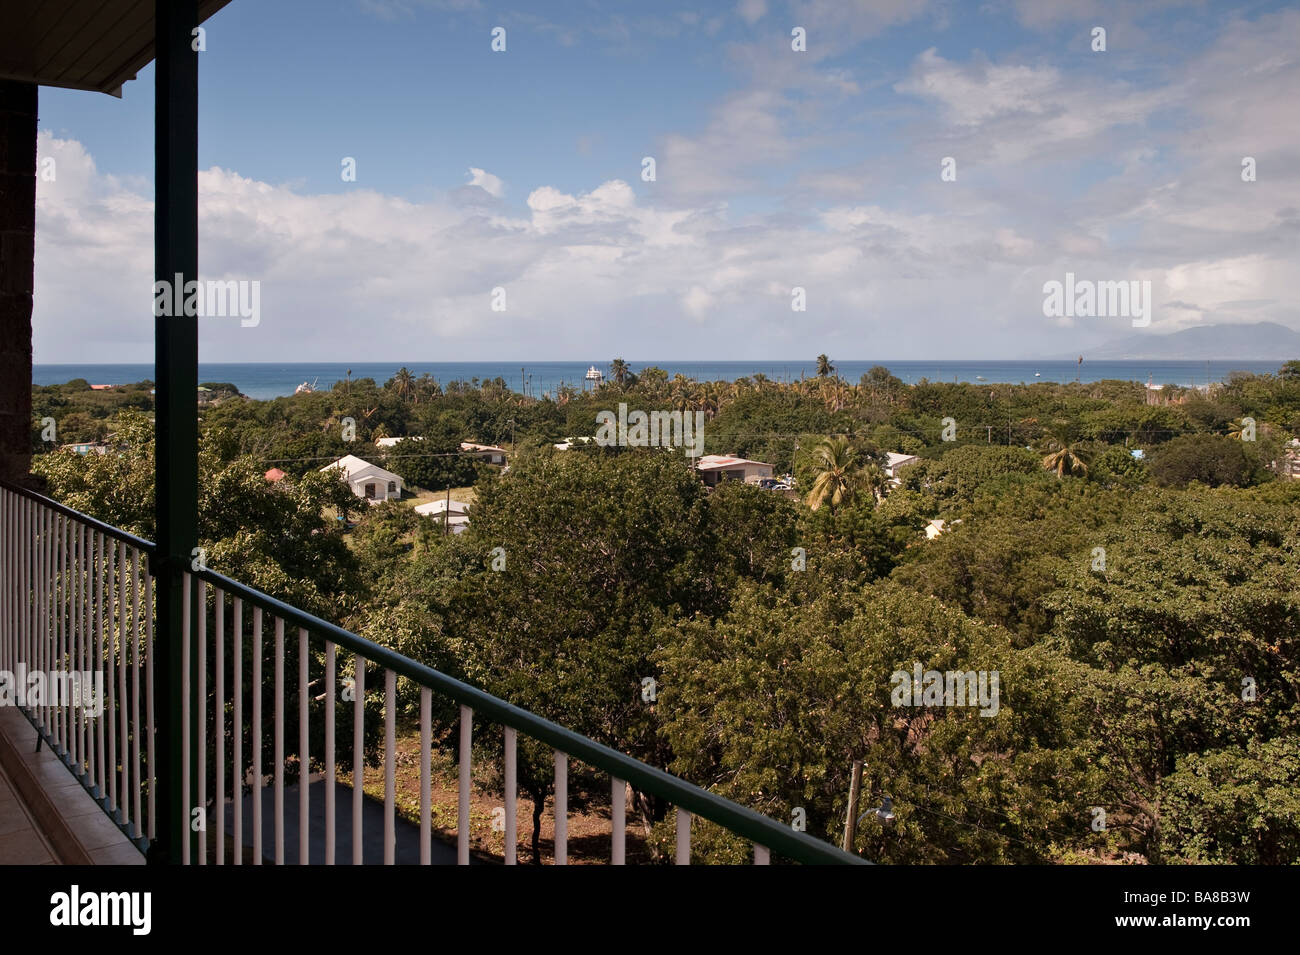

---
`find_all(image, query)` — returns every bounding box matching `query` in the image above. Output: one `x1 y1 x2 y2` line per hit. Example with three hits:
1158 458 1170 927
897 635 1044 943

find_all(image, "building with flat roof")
695 454 773 487
414 497 471 534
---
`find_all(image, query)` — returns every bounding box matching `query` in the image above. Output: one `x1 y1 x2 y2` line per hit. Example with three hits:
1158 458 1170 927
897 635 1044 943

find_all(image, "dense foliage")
29 359 1300 864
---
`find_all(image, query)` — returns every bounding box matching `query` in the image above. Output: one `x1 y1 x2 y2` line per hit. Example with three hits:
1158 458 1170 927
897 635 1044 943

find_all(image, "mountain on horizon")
1065 322 1300 362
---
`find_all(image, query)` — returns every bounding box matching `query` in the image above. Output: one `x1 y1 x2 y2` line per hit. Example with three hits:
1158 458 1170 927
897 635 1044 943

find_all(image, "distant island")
1075 321 1300 361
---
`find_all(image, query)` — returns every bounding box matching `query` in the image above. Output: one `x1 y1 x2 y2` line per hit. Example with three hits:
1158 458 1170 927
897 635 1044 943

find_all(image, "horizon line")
32 358 1285 366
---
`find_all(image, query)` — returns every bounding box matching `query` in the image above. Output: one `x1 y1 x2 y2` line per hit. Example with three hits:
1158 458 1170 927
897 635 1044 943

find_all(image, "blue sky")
32 0 1300 362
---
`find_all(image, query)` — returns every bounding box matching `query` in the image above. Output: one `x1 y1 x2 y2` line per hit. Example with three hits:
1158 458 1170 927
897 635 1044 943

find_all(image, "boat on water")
295 377 318 395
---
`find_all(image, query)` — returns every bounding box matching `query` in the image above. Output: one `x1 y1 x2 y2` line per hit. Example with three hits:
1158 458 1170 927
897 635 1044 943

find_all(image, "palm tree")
415 373 440 403
707 379 728 415
815 375 846 412
670 375 692 412
610 358 630 386
1040 424 1092 478
1227 418 1255 440
392 367 415 403
860 461 888 504
804 436 861 512
816 354 835 377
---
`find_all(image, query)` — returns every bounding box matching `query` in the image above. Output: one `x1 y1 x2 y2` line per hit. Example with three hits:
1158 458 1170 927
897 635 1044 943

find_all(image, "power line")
261 450 493 465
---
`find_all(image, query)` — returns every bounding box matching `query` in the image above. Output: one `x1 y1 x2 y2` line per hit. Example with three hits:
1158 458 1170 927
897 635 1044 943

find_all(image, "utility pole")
842 760 863 853
444 484 450 537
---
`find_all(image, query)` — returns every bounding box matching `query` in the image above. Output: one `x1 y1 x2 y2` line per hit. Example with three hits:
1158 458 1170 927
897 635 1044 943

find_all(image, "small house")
60 441 108 456
414 497 471 534
319 454 404 504
695 454 773 487
460 442 507 465
885 452 921 483
925 518 961 540
554 436 595 451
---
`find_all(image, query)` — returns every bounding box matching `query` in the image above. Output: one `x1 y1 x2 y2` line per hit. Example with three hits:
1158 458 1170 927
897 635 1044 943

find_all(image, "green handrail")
193 565 868 865
2 479 155 554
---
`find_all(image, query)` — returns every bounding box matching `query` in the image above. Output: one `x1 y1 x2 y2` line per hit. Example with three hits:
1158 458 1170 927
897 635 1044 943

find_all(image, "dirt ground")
356 721 655 864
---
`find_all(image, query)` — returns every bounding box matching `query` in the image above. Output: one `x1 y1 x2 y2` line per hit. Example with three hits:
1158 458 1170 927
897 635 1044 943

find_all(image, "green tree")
860 365 906 405
1147 433 1259 487
892 481 1126 643
860 460 888 504
1044 487 1300 860
430 450 719 859
804 436 861 512
1039 423 1092 478
1159 738 1300 864
1091 445 1148 487
705 479 799 587
898 444 1045 511
654 581 1085 863
33 409 364 617
390 367 416 403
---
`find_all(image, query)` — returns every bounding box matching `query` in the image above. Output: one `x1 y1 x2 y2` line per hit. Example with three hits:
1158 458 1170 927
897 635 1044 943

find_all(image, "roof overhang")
0 0 232 97
696 457 772 471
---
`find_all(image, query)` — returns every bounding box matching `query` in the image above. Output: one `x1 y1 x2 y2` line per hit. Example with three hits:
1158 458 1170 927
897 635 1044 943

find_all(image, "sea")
31 360 1287 402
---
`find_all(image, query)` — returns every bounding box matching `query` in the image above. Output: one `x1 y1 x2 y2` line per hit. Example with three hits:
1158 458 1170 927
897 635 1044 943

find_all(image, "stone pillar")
0 80 36 487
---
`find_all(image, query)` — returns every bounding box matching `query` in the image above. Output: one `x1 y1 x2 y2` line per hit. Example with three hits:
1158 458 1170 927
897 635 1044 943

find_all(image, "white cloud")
683 286 715 319
896 48 1060 125
736 0 767 25
658 90 802 202
359 0 482 21
466 167 505 197
29 9 1300 364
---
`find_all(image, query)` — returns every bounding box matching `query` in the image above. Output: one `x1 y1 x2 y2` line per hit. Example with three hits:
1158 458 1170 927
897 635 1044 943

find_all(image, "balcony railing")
1 481 156 852
0 481 865 865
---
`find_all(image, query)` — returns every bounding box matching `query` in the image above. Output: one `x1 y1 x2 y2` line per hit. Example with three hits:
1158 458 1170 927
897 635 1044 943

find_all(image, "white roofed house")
60 441 109 456
320 454 404 504
925 518 962 540
414 497 471 534
460 442 507 465
554 436 595 451
375 435 422 448
695 454 773 487
885 452 920 484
